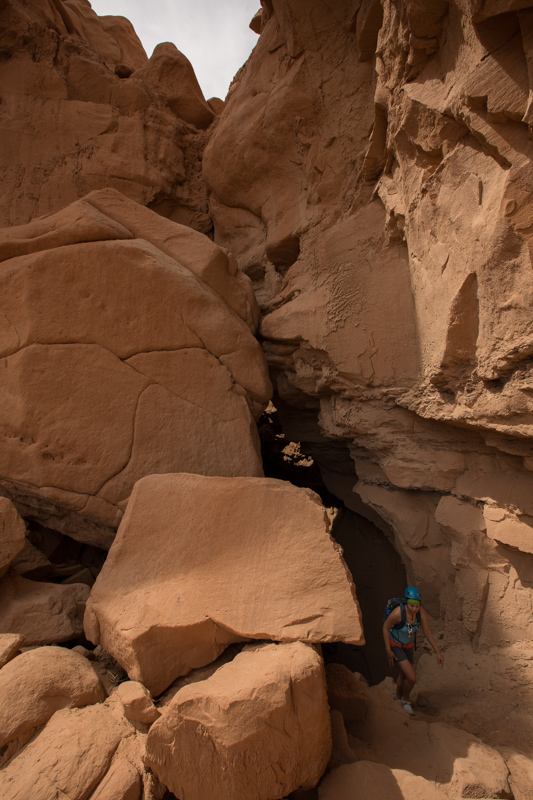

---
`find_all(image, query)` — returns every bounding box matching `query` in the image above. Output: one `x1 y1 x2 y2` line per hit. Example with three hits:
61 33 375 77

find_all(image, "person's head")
404 586 421 608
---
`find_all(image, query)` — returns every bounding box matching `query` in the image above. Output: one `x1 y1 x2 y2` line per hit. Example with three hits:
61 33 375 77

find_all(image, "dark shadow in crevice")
258 401 407 685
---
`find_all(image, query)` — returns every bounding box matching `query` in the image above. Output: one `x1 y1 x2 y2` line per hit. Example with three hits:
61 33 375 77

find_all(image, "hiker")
383 586 444 716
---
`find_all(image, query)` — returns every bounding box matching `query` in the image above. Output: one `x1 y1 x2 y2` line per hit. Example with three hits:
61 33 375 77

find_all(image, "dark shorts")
390 643 414 664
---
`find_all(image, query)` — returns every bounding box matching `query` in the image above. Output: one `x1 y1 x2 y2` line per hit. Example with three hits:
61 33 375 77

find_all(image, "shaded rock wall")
203 0 533 651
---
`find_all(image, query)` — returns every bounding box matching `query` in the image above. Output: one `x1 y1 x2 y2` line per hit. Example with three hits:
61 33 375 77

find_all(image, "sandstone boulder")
0 190 270 545
0 703 138 800
84 473 363 695
0 645 104 747
145 642 331 800
88 757 142 800
326 664 369 723
0 571 89 645
328 709 358 772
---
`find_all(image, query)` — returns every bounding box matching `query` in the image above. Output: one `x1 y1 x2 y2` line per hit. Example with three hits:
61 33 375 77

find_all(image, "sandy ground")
407 642 533 758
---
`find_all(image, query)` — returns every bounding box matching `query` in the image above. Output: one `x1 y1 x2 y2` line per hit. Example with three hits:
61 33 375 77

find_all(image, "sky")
89 0 261 100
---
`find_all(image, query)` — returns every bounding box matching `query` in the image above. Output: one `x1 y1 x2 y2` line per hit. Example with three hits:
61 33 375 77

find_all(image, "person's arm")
383 607 401 668
420 607 444 665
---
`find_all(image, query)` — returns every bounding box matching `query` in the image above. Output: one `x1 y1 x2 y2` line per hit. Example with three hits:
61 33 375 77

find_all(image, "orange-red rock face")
0 0 215 231
145 642 332 800
203 0 533 651
84 472 363 695
0 190 271 545
1 2 533 796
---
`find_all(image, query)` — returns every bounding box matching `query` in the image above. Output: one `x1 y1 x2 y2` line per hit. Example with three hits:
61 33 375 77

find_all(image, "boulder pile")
0 472 364 799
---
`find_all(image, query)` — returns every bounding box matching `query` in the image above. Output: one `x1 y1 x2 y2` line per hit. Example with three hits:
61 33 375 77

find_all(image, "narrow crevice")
258 400 407 685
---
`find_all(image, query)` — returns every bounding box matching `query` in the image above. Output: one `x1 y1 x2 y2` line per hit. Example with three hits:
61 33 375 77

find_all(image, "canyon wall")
203 0 533 655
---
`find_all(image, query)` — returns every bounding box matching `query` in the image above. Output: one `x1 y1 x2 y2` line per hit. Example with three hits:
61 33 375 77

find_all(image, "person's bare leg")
397 660 416 715
396 670 404 699
398 659 416 699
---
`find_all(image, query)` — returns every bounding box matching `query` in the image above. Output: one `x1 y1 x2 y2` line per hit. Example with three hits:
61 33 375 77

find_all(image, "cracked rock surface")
84 472 364 695
0 190 271 545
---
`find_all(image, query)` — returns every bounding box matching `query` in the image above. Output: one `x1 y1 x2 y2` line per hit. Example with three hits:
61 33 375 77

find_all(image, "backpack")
383 598 421 648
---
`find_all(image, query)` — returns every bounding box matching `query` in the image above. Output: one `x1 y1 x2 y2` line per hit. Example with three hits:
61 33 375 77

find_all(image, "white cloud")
88 0 261 99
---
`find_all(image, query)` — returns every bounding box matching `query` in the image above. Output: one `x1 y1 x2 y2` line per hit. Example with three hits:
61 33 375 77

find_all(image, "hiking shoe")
402 700 415 716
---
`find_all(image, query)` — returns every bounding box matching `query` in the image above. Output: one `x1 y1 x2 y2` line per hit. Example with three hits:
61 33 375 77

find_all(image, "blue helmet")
404 586 421 602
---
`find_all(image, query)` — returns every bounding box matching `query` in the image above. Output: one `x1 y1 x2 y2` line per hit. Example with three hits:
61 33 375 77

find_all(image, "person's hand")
436 651 444 666
387 649 396 669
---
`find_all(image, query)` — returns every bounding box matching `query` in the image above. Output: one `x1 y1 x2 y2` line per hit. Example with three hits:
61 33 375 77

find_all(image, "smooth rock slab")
84 473 363 695
145 642 332 800
0 645 104 747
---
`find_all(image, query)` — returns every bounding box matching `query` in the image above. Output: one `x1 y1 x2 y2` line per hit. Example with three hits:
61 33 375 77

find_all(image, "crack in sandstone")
93 384 151 498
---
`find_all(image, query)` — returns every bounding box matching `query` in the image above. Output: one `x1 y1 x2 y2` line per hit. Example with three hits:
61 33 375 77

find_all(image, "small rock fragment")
116 681 160 725
0 633 24 669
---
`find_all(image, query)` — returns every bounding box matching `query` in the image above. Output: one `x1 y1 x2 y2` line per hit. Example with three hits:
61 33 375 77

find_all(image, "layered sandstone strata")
203 0 533 653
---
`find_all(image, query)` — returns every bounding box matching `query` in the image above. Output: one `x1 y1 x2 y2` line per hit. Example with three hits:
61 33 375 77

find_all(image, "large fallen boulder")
0 189 270 546
0 498 26 578
0 645 104 747
145 642 331 800
84 473 363 695
0 571 89 645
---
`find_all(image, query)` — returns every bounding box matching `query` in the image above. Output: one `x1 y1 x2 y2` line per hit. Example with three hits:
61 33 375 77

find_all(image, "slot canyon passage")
2 0 533 798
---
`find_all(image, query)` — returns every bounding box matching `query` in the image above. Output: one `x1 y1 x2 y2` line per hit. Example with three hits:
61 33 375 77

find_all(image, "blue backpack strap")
393 601 406 629
389 601 407 644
